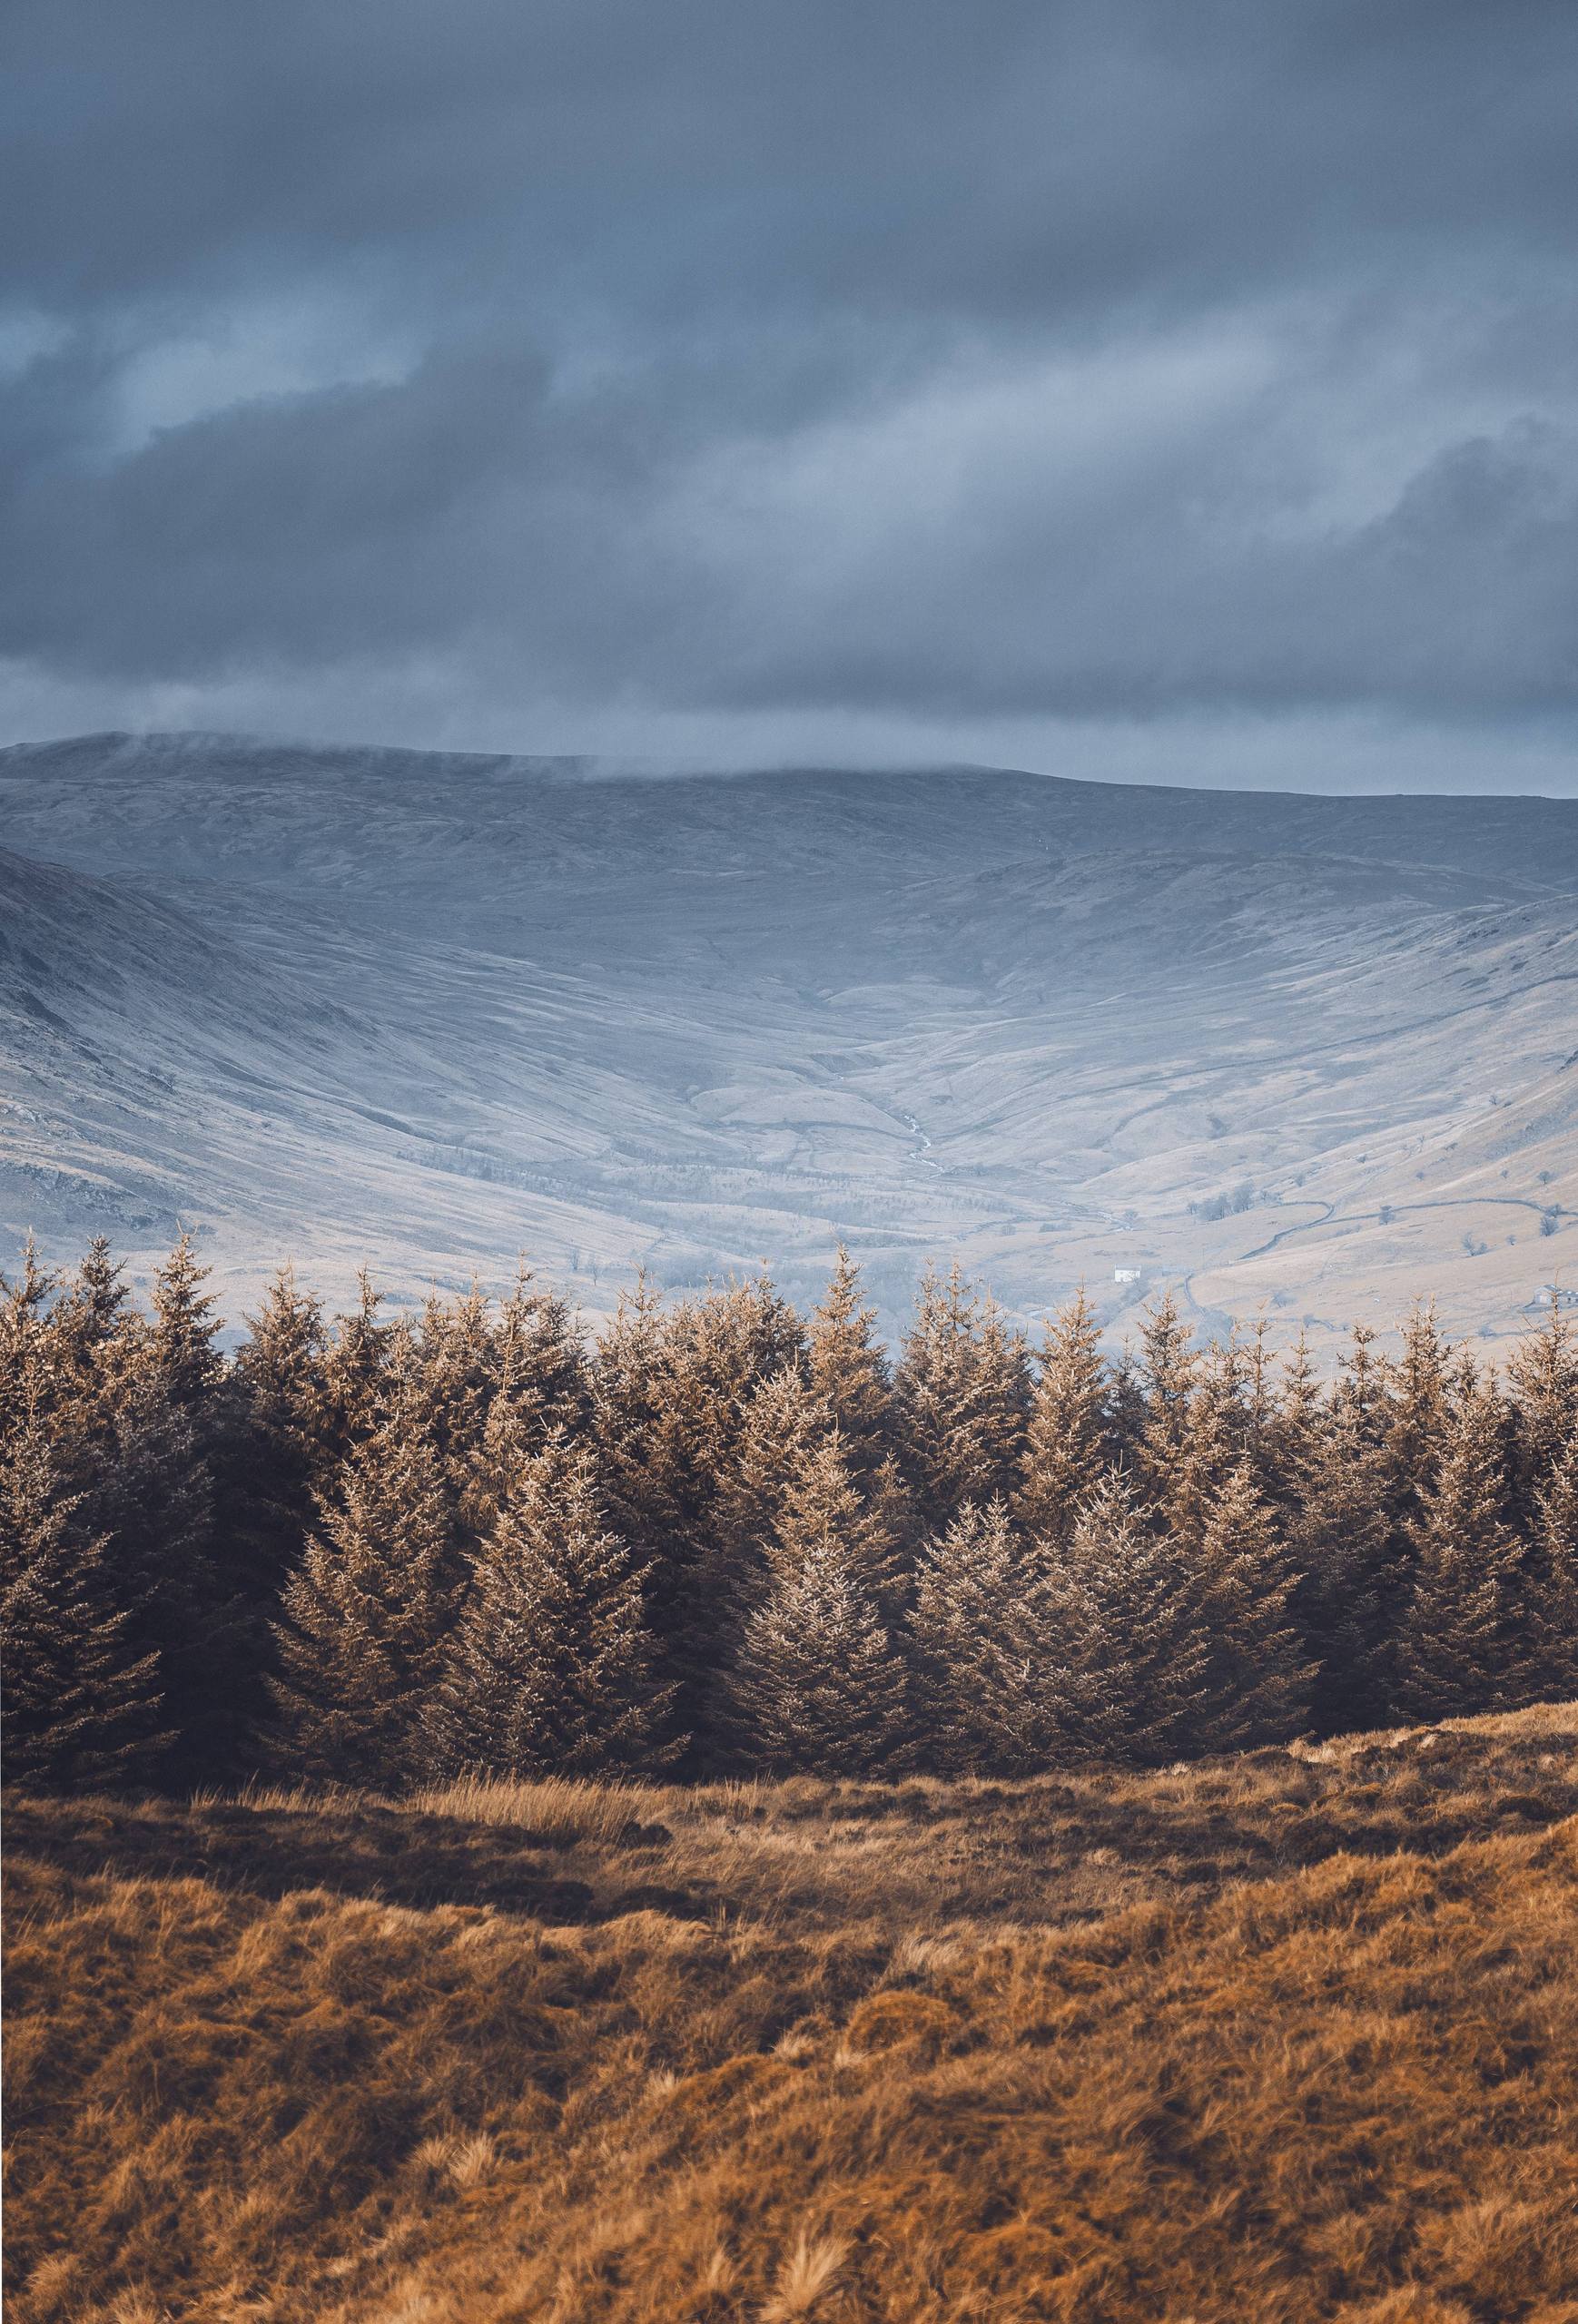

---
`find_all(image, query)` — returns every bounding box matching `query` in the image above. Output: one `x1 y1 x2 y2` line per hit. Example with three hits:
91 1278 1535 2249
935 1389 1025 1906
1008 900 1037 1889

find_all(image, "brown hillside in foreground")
6 1705 1578 2323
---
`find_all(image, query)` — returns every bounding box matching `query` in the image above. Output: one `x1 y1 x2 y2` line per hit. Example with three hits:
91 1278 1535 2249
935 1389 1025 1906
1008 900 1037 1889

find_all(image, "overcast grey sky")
4 0 1576 790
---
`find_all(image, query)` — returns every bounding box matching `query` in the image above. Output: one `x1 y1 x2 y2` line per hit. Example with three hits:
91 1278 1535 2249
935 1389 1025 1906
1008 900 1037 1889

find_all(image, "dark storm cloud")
2 0 1575 768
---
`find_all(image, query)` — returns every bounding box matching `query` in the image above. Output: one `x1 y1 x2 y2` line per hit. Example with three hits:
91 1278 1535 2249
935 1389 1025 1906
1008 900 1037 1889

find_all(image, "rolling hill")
1 730 1574 1350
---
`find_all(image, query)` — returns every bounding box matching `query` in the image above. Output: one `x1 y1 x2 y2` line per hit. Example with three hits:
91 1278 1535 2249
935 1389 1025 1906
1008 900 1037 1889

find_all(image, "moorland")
7 1702 1578 2323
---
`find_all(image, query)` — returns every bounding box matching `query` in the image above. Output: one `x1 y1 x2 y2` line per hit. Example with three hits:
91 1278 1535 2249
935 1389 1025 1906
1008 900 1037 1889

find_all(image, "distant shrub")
1192 1183 1256 1222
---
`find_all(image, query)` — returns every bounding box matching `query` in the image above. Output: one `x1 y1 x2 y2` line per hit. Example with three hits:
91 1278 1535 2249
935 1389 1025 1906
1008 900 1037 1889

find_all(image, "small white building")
1113 1266 1142 1285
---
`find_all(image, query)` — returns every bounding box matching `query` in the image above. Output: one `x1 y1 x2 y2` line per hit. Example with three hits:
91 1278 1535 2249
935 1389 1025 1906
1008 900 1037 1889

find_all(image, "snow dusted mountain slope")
1 731 1574 1349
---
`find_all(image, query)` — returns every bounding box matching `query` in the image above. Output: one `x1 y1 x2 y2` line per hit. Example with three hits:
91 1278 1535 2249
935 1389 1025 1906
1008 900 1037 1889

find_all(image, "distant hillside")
6 1703 1577 2322
2 731 1574 1347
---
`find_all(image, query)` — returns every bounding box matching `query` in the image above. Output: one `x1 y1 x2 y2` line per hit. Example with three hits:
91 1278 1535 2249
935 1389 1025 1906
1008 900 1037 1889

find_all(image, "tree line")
2 1236 1573 1792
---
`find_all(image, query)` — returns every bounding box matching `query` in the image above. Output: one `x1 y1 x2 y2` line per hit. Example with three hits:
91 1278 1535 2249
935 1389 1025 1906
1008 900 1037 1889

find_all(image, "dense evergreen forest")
2 1236 1574 1792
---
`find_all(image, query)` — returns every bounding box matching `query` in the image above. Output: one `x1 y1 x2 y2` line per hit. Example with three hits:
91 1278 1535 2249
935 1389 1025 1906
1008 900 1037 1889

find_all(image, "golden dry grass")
6 1703 1578 2323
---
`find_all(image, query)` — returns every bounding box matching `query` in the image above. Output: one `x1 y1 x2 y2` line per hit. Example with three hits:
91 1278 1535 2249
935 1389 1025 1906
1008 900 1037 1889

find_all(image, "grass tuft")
407 1770 649 1845
760 2232 850 2321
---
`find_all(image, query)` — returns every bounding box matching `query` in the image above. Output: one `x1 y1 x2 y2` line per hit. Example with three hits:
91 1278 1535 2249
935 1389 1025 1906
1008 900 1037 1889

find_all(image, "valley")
2 730 1574 1352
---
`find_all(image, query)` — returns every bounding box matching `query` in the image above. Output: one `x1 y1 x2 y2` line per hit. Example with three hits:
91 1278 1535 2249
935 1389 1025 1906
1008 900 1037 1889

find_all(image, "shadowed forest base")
5 1701 1578 2323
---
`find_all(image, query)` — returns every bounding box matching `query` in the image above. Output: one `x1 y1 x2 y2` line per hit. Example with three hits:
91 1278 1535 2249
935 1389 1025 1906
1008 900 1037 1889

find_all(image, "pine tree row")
3 1237 1574 1791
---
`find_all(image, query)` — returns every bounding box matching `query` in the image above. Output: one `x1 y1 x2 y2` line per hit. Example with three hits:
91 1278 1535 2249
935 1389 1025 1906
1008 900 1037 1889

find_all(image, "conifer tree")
459 1358 530 1542
88 1361 230 1781
407 1273 588 1555
1527 1437 1578 1699
1286 1399 1396 1732
409 1285 501 1520
910 1497 1058 1771
595 1272 805 1747
591 1273 695 1698
1242 1316 1281 1487
113 1236 257 1778
459 1295 591 1542
492 1262 590 1446
1504 1294 1578 1531
666 1274 807 1512
1333 1319 1386 1443
5 1246 87 1491
1265 1328 1323 1523
1104 1344 1150 1477
1 1390 166 1788
712 1365 914 1646
1169 1331 1252 1555
230 1267 330 1539
0 1240 56 1418
726 1432 907 1773
1035 1472 1211 1767
974 1293 1031 1472
804 1248 920 1600
710 1367 832 1602
47 1236 131 1384
143 1232 226 1413
320 1272 402 1461
232 1265 327 1423
1394 1376 1526 1723
894 1262 1031 1529
806 1246 899 1470
1190 1457 1313 1750
859 1450 919 1614
218 1267 334 1759
424 1428 675 1777
1132 1292 1198 1514
21 1239 234 1785
1382 1303 1453 1535
271 1398 458 1787
591 1270 687 1549
1015 1288 1110 1547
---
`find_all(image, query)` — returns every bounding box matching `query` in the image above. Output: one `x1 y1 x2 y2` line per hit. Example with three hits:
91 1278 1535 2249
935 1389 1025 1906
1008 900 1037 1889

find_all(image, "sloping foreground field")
6 1708 1578 2324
